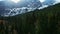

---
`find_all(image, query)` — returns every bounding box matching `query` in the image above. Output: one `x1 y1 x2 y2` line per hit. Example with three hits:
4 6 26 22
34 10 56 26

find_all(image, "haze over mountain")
0 0 60 17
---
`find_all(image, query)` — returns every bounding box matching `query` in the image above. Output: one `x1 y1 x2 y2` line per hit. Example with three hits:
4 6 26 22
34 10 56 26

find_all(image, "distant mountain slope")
0 1 42 17
0 3 60 19
0 3 60 34
11 3 60 17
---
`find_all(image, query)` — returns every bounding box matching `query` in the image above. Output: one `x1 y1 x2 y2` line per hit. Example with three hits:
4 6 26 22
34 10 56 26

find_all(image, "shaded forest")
0 3 60 34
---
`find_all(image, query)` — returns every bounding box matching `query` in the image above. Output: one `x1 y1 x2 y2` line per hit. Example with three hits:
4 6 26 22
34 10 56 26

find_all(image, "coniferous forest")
0 3 60 34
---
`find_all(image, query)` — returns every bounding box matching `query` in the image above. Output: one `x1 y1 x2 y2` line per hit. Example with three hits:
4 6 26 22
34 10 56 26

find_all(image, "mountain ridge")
0 3 60 20
10 3 60 17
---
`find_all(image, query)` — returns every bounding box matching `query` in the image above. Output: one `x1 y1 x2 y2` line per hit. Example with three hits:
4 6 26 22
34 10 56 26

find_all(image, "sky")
0 0 60 5
0 0 60 2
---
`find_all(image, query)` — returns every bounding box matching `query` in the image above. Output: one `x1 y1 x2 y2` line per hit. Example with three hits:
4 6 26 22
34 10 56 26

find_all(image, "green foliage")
0 3 60 34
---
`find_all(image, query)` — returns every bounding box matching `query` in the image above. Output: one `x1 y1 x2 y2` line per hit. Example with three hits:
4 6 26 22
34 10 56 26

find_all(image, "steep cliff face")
0 3 60 34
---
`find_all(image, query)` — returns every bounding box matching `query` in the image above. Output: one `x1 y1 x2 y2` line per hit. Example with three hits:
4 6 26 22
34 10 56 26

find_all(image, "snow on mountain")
0 0 42 17
0 0 60 17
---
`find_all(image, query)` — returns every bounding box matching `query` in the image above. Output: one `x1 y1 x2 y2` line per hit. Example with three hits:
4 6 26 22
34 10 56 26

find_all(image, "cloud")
55 0 60 4
39 0 45 3
55 0 60 2
43 0 55 5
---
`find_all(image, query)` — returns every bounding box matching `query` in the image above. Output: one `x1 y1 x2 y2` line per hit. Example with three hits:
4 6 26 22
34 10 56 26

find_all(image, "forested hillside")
0 3 60 34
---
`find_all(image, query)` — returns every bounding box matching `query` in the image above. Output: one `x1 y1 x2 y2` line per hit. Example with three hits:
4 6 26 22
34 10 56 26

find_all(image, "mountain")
1 3 60 19
0 3 60 34
7 3 60 17
0 1 42 17
0 0 59 17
